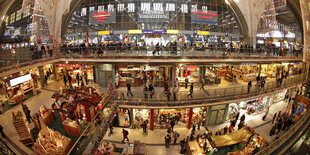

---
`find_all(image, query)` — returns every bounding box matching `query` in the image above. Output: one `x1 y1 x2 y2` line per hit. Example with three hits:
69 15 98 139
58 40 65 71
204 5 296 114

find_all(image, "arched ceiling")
0 0 304 40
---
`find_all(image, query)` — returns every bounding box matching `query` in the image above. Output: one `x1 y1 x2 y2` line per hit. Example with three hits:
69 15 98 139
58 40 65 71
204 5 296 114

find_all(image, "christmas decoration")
107 80 117 97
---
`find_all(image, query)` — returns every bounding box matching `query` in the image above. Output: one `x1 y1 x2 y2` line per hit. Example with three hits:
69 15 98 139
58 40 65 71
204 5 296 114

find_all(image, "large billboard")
89 10 116 25
191 10 218 25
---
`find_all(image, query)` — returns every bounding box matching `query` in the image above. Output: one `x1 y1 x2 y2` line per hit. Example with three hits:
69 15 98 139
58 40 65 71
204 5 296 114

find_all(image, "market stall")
32 127 72 155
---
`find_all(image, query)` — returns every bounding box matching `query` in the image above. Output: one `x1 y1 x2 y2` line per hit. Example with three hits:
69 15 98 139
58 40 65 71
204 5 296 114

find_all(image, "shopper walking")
143 86 148 100
173 131 180 144
148 84 155 99
200 78 205 90
141 121 147 133
263 106 269 121
109 123 113 134
187 83 194 98
166 89 171 101
272 112 277 124
76 73 80 86
170 119 175 132
63 74 67 87
185 77 189 89
122 129 129 142
165 134 171 148
240 114 245 122
126 83 133 96
247 81 252 93
68 74 72 88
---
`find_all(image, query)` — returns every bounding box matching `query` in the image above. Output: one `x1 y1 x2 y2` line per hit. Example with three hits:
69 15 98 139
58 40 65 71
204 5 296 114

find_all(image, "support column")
187 108 193 129
130 108 134 129
258 64 262 76
95 64 100 85
38 66 44 87
205 107 212 126
112 64 116 85
150 109 154 130
171 65 176 87
222 104 229 123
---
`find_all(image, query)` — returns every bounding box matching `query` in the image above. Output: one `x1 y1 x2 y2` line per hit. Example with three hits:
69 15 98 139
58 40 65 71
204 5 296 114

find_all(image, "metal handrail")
255 109 310 155
115 74 307 107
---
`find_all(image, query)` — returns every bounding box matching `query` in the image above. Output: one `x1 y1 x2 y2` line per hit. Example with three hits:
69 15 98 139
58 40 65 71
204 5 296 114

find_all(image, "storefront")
206 104 228 126
115 65 172 87
55 64 95 85
176 65 200 86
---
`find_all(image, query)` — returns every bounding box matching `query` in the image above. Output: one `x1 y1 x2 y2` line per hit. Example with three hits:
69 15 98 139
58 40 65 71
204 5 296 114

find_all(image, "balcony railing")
0 46 303 74
115 74 307 107
255 107 310 155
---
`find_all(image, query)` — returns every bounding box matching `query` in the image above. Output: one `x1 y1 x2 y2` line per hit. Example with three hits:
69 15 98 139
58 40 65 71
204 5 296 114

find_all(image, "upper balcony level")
114 74 307 109
0 46 303 76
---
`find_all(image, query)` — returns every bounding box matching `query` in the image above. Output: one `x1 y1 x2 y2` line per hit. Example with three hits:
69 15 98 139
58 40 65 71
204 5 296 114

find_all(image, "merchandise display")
12 111 34 145
52 86 103 122
32 127 72 155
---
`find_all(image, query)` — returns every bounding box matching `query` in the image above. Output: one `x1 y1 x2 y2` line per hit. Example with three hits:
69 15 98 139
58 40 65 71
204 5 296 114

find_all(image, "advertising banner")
89 10 116 25
191 10 218 25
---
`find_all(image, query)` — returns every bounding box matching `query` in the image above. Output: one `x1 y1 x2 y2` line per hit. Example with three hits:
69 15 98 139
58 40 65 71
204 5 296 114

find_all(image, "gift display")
12 111 34 145
32 127 72 155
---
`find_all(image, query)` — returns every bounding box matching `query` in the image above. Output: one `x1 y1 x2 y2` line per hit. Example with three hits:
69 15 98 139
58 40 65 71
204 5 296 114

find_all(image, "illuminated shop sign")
191 10 218 25
128 30 142 34
89 10 116 25
98 31 111 35
196 31 210 35
10 74 32 87
166 30 179 34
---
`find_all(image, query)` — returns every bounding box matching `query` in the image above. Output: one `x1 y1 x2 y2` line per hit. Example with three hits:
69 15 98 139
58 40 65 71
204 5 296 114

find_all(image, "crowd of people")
57 41 303 57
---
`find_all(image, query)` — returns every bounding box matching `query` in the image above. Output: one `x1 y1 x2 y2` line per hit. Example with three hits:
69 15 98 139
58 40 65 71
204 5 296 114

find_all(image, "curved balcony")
115 74 307 108
0 46 303 74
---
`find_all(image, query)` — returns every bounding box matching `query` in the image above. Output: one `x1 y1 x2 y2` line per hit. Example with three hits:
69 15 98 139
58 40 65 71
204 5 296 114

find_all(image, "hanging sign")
191 10 218 25
89 10 116 25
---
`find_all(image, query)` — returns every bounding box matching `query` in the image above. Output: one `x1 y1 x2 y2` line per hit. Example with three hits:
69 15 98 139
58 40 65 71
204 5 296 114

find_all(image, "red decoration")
187 108 193 129
92 12 111 22
191 11 218 16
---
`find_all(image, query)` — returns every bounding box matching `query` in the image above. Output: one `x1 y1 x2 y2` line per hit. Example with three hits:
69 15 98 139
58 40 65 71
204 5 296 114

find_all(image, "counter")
62 119 80 137
42 110 55 126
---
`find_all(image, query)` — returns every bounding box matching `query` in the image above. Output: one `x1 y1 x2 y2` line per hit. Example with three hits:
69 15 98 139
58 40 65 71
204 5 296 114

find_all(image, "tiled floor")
0 79 296 155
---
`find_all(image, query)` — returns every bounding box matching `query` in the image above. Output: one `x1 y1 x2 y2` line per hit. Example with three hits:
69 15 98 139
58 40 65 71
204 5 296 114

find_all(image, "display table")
187 141 205 155
42 110 55 126
62 119 80 137
210 127 253 147
33 127 72 155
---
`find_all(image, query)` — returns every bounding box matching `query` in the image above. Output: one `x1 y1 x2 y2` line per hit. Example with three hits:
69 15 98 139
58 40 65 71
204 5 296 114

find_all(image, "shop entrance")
209 109 225 125
98 71 112 87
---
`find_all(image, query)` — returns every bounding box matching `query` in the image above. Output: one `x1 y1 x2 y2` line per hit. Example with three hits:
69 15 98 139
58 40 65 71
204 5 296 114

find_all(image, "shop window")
117 108 131 127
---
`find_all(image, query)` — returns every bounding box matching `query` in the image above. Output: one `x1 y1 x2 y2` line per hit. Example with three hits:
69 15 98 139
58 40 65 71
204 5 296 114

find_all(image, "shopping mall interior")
0 0 310 154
